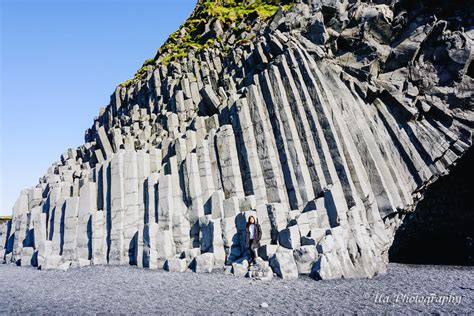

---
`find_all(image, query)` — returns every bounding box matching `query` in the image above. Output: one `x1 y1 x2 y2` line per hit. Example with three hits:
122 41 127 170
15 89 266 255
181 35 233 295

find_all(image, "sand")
0 263 472 314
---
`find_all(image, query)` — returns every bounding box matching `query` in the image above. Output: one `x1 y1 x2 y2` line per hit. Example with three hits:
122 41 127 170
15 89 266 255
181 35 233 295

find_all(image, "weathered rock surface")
1 0 472 280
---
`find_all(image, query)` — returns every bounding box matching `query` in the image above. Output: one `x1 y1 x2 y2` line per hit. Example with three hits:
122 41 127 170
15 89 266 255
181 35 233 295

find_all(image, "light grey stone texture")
232 259 249 277
269 252 298 280
293 245 318 274
166 257 187 272
193 252 214 273
3 0 473 283
97 126 114 160
62 197 80 262
278 225 301 250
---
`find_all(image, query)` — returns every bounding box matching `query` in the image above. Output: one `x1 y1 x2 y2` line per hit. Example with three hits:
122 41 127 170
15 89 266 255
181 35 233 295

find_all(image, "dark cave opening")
389 147 474 265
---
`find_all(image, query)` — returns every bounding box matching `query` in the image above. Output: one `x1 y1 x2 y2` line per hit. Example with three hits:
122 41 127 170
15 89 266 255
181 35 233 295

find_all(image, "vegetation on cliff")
121 0 295 87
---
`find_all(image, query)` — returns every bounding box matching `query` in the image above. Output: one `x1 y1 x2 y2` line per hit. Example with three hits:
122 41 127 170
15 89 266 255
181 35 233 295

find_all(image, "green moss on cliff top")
120 0 295 87
199 0 294 21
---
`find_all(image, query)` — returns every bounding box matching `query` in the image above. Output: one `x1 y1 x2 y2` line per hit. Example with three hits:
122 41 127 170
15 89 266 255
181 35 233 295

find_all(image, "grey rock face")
232 259 249 277
193 253 214 273
269 252 299 280
1 0 472 281
249 257 274 281
293 245 318 274
165 257 187 273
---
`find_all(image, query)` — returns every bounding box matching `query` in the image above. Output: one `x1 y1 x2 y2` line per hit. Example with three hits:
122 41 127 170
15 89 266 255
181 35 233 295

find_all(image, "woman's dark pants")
249 239 256 263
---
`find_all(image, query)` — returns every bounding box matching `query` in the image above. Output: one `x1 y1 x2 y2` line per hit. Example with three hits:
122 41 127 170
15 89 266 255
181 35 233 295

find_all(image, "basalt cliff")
1 0 473 279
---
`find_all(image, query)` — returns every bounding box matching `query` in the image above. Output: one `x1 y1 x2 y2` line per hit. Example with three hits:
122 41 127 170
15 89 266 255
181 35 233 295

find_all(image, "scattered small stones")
0 263 472 314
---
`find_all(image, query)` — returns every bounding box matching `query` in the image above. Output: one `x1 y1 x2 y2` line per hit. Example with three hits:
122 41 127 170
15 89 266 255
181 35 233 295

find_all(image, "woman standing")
245 216 262 265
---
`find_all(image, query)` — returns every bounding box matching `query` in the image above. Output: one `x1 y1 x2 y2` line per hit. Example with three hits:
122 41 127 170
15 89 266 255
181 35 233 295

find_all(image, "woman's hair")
246 215 256 227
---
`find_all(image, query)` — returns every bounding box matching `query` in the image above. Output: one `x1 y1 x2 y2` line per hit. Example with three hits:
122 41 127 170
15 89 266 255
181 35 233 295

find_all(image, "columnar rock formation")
1 0 473 279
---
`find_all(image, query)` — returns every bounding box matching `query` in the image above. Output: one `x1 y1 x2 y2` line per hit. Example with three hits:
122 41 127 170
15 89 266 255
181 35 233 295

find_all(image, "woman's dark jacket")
245 223 262 249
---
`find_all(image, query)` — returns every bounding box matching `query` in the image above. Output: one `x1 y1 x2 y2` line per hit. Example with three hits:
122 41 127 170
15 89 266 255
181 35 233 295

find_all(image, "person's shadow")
227 213 251 264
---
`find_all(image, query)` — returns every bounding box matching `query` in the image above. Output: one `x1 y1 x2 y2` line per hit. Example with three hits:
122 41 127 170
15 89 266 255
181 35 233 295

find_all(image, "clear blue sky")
0 0 197 216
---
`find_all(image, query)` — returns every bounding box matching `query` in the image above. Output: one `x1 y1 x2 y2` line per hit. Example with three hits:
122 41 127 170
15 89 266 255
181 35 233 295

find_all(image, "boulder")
193 253 214 273
181 248 201 266
293 246 319 274
310 252 344 280
166 257 188 272
77 258 91 267
249 257 273 281
232 260 249 277
269 253 298 280
42 255 62 270
20 247 35 267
